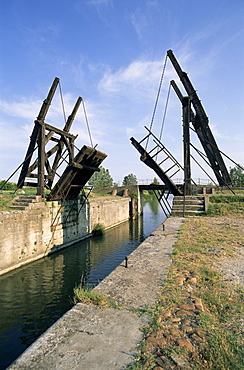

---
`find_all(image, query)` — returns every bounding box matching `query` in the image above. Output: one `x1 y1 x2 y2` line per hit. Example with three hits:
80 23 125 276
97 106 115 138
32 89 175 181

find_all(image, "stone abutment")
0 196 130 276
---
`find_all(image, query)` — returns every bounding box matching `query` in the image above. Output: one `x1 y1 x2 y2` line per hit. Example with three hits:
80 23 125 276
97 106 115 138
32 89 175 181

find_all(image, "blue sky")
0 0 243 185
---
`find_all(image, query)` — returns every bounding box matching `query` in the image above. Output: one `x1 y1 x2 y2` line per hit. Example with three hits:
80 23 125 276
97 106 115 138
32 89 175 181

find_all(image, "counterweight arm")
167 50 231 186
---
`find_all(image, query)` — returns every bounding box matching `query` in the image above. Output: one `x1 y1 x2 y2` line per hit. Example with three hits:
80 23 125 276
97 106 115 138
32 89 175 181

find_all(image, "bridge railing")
115 178 215 186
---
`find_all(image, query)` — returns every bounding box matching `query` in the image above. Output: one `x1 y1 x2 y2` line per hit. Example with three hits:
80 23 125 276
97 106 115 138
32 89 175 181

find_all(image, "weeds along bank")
0 196 130 276
127 194 244 370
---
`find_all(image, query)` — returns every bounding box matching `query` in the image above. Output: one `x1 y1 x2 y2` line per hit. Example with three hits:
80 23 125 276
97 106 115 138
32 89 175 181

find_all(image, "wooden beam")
43 122 76 140
130 137 182 196
182 97 191 195
72 162 100 172
17 122 39 188
37 121 45 197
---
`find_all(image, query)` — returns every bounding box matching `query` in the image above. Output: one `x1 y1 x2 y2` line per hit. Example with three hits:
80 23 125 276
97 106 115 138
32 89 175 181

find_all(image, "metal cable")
190 126 244 170
155 82 171 162
145 54 168 150
82 99 94 148
58 81 67 124
159 82 171 142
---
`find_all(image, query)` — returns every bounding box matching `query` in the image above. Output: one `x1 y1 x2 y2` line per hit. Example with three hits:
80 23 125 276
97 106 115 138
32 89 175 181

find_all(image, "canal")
0 197 168 369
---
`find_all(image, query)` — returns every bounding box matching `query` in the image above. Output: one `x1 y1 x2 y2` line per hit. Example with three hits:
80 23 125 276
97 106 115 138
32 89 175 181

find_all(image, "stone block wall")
90 197 130 230
0 196 130 275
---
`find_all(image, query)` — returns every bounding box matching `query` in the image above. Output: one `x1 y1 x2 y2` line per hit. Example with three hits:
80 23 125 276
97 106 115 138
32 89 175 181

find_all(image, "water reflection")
0 198 166 369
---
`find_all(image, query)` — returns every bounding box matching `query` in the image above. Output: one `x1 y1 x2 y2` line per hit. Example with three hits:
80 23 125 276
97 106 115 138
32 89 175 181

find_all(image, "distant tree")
122 173 138 186
229 165 244 187
88 166 113 189
0 181 17 191
151 177 160 185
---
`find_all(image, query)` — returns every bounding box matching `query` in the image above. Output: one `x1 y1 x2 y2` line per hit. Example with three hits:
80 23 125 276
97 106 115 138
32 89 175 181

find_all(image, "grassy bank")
0 188 50 211
205 195 244 216
0 193 16 211
0 188 112 212
128 208 244 369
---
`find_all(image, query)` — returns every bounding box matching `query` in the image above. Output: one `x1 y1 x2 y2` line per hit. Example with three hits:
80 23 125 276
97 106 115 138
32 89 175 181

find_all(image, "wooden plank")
17 122 39 188
27 173 52 179
24 182 38 187
182 97 191 195
37 122 45 197
130 137 182 196
44 122 76 140
48 145 107 200
72 162 100 171
36 77 59 121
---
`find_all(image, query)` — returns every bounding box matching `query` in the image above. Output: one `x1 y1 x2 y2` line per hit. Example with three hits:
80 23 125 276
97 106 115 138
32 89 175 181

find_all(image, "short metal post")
125 256 128 268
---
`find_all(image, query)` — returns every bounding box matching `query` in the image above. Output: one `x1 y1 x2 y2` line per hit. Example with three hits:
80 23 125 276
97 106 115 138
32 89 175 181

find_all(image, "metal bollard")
125 256 128 268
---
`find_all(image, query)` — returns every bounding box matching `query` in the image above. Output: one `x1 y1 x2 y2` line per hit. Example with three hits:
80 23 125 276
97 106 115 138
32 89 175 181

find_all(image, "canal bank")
0 196 131 276
0 198 167 369
8 216 183 370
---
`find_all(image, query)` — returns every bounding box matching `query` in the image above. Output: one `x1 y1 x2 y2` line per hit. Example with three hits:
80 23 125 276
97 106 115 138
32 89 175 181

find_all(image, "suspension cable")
58 81 67 124
190 142 235 194
81 98 94 148
145 54 168 150
190 126 244 170
159 82 171 142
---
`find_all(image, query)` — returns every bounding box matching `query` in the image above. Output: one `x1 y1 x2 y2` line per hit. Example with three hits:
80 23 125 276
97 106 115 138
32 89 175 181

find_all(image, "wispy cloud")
75 0 114 26
210 123 243 141
0 90 114 155
0 98 42 120
87 0 113 4
130 8 148 41
129 0 161 41
98 59 176 99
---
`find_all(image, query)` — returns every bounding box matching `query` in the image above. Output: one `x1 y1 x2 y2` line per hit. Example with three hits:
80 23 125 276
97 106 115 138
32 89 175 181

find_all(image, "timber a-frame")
16 77 107 200
131 50 233 203
167 50 231 187
130 50 235 214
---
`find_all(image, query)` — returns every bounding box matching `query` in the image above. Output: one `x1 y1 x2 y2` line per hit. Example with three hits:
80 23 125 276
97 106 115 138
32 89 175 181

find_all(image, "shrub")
92 223 105 236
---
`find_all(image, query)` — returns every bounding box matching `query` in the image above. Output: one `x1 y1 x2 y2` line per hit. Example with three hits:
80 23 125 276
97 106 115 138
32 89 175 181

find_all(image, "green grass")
73 284 123 309
204 194 244 215
215 189 244 195
194 315 244 370
92 223 105 236
89 192 113 198
73 285 107 306
128 215 244 369
174 218 244 369
0 193 16 211
209 195 244 203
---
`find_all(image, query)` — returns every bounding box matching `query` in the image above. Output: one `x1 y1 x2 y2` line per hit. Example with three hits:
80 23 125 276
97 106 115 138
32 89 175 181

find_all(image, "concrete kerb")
8 217 184 370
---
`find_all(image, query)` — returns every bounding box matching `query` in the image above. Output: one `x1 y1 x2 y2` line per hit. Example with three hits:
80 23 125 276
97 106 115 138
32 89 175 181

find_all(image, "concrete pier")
8 217 184 370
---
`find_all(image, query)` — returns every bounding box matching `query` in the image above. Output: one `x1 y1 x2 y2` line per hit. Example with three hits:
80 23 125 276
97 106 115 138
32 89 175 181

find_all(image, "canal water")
0 198 168 369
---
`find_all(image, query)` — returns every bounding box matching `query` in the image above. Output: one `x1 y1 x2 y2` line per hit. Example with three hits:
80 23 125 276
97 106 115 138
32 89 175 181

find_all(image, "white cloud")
0 98 42 120
98 59 176 100
130 9 148 41
129 0 161 41
87 0 112 4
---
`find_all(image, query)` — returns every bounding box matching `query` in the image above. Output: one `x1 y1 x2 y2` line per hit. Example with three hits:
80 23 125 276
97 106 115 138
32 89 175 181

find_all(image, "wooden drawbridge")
130 50 240 215
13 77 107 201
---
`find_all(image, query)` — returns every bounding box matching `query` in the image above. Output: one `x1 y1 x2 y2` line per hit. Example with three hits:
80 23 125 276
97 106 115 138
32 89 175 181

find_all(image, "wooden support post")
17 77 59 190
37 121 45 197
182 97 191 195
